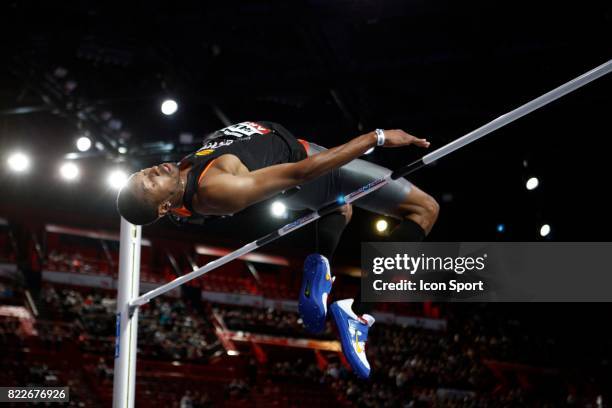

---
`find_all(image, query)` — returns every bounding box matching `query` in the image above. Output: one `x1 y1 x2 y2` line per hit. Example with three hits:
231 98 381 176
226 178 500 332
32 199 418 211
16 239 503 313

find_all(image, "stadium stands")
0 219 609 407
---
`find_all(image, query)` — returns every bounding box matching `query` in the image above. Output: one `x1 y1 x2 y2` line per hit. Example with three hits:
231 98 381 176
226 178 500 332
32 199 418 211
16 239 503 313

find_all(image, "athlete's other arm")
197 130 429 215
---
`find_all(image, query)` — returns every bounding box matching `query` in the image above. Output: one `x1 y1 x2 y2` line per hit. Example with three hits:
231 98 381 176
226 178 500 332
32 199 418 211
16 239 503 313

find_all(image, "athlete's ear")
158 201 172 217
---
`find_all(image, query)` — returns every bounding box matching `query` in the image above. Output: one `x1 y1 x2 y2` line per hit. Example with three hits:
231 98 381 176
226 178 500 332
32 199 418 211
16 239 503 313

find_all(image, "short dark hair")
116 176 159 226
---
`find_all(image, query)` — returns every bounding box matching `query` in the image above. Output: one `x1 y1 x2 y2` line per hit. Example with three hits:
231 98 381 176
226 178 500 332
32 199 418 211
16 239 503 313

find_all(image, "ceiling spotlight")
496 224 505 233
7 152 30 173
60 162 79 181
375 219 389 233
108 169 128 190
526 177 539 191
76 136 92 152
270 201 287 218
539 224 551 237
161 99 178 116
118 146 128 154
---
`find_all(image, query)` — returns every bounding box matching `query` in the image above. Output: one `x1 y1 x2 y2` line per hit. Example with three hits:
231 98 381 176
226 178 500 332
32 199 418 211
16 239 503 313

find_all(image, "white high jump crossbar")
113 59 611 408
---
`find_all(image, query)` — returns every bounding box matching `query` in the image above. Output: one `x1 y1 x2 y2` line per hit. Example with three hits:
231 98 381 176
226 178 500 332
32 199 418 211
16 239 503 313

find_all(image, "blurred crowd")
138 298 221 361
46 250 108 275
0 316 23 346
252 322 585 408
0 281 15 298
214 304 334 339
322 313 604 408
178 389 213 408
0 283 605 407
323 323 511 408
40 286 221 362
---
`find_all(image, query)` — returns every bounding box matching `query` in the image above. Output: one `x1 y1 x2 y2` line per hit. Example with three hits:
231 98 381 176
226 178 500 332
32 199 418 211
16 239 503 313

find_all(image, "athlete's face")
132 162 181 211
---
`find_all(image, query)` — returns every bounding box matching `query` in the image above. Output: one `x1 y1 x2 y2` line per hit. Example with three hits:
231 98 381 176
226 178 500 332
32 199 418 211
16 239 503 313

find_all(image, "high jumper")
118 121 436 378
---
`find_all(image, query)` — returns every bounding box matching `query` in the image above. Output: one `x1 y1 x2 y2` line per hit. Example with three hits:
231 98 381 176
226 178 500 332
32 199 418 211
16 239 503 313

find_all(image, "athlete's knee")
400 189 439 233
421 194 440 225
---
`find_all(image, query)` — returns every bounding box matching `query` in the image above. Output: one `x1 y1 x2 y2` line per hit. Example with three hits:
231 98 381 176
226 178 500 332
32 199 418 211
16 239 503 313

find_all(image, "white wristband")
375 129 385 146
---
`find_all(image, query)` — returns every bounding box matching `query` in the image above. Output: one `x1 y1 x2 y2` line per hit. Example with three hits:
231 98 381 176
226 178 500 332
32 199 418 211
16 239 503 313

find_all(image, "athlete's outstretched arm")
199 130 429 214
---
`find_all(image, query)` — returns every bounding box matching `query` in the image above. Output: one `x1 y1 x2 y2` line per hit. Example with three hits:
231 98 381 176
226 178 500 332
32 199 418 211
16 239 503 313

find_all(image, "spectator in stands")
96 357 112 380
247 357 258 386
225 379 250 400
179 390 193 408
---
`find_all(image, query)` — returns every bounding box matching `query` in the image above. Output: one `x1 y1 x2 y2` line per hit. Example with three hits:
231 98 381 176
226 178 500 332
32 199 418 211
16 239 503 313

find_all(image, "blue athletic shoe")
330 298 375 379
299 253 334 334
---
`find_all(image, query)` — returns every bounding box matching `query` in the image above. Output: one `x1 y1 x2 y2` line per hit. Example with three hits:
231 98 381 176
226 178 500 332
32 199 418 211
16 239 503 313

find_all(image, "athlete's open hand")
381 130 430 148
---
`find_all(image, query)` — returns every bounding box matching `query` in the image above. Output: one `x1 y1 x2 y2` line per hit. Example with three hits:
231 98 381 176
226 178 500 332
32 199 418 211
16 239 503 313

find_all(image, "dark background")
1 2 611 406
1 0 611 263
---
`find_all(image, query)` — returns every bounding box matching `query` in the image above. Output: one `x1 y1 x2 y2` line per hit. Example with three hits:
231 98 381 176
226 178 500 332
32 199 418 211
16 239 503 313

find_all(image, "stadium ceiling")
1 0 611 244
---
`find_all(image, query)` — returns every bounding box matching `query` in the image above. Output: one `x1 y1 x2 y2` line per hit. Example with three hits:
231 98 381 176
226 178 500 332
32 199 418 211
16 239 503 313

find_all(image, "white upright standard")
112 218 141 408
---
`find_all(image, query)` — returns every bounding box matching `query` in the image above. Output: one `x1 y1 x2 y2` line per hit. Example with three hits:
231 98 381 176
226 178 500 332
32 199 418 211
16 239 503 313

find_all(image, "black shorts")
284 142 413 219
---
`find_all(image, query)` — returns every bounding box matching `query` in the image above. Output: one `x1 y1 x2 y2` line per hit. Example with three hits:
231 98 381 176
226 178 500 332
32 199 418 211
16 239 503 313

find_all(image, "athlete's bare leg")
392 184 439 235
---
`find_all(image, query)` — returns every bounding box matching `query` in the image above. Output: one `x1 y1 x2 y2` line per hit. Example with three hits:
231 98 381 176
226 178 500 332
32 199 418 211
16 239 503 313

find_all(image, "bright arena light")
60 162 79 181
270 201 287 218
108 169 128 190
76 136 92 152
7 152 30 173
526 177 539 190
539 224 551 237
161 99 178 116
375 219 389 233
